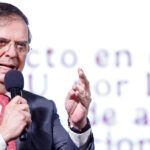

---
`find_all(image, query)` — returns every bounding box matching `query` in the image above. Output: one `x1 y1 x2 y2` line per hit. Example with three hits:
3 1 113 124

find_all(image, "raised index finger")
78 68 90 89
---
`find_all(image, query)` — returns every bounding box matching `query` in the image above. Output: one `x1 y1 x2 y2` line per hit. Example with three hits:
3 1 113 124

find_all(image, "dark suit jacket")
15 90 94 150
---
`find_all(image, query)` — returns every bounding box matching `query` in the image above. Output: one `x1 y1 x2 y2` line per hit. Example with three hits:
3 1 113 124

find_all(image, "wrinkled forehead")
0 15 29 42
0 15 25 26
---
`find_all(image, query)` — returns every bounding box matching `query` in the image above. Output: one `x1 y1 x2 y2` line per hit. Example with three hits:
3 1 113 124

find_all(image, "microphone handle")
10 88 27 141
10 88 22 98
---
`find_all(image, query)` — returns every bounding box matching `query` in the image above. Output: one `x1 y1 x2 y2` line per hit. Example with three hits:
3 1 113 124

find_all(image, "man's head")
0 2 31 43
0 2 31 93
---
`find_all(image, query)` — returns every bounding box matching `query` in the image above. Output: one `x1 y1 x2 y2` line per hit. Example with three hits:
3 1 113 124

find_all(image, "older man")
0 2 94 150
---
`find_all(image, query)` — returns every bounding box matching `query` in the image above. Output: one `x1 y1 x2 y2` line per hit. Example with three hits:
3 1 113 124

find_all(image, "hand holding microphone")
0 96 31 142
0 70 31 143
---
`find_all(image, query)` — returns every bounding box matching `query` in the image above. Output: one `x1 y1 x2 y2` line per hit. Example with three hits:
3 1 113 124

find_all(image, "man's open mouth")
0 64 16 69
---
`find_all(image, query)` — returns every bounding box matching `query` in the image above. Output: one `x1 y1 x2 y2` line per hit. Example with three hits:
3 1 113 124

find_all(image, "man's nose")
5 42 17 58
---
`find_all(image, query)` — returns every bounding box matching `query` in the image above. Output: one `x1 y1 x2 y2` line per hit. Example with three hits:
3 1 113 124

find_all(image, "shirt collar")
5 92 11 98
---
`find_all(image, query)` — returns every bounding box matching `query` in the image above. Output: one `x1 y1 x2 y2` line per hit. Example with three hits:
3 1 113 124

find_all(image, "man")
0 2 94 150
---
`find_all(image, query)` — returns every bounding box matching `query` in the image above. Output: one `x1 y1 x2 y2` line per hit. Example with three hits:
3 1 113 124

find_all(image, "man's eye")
16 43 26 47
0 41 6 46
16 42 28 53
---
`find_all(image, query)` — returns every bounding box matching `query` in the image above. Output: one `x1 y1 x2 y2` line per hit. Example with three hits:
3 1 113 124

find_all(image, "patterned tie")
0 95 16 150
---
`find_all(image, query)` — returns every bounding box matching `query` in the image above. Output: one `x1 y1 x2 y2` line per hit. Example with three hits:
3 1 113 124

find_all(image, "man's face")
0 16 29 84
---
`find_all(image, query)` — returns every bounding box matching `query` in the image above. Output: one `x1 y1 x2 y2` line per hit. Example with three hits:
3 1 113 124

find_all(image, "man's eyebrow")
15 40 28 44
0 37 9 41
0 37 28 44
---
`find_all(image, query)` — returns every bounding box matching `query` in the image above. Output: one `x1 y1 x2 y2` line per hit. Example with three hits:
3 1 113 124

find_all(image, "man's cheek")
0 49 6 57
19 58 26 71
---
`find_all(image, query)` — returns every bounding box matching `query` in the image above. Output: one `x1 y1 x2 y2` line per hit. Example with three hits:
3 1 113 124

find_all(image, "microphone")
4 70 27 141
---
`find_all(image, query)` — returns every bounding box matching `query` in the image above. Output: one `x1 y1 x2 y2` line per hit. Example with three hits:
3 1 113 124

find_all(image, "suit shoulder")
22 90 55 106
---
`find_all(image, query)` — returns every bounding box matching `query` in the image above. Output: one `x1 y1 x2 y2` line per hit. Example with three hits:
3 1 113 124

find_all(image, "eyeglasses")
0 38 29 54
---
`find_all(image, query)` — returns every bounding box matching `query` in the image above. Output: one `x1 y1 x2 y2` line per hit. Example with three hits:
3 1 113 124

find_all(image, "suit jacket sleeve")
51 101 95 150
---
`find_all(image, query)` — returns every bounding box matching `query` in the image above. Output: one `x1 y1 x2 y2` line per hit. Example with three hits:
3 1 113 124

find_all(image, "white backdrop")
2 0 150 149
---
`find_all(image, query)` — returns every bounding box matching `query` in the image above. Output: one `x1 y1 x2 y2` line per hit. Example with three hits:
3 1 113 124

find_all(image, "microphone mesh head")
4 70 24 91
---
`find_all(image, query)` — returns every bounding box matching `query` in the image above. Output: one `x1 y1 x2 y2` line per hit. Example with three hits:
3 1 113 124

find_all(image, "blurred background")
2 0 150 149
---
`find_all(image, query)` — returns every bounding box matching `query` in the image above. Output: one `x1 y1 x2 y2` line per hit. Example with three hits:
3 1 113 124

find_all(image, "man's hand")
0 96 31 143
65 68 91 130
